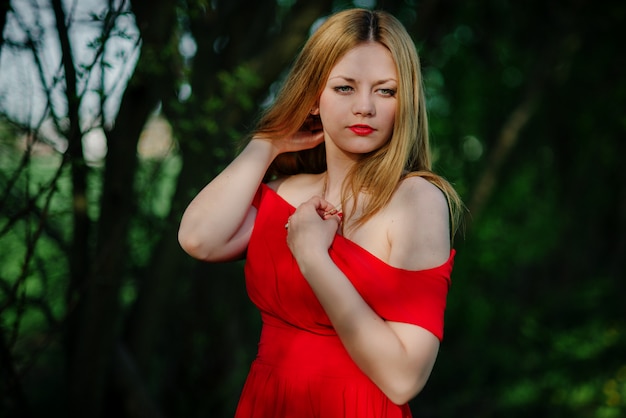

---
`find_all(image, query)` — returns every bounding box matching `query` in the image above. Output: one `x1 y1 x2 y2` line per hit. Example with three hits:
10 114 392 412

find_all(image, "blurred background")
0 0 624 417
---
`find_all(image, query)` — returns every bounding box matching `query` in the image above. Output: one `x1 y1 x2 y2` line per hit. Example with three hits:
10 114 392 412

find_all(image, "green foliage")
129 154 182 272
1 1 624 417
217 65 263 111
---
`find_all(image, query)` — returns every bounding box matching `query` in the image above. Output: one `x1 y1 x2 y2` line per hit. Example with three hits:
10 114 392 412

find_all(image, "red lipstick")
349 124 375 135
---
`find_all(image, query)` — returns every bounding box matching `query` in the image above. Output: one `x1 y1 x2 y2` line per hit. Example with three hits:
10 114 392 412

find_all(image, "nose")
352 92 375 117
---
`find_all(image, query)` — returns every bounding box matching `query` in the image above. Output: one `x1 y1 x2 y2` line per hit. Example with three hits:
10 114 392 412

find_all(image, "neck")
322 170 353 213
323 147 357 210
321 173 337 207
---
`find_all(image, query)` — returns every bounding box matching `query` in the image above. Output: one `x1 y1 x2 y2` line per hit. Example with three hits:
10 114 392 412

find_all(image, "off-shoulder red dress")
234 184 455 418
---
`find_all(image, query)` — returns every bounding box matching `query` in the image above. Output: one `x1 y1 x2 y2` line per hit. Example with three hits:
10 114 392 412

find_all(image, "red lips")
349 125 375 135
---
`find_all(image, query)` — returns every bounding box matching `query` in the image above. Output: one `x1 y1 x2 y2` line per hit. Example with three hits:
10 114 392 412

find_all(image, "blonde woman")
179 8 462 418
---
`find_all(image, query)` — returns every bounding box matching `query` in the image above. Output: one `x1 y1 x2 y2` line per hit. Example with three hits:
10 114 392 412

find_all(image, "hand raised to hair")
256 115 325 155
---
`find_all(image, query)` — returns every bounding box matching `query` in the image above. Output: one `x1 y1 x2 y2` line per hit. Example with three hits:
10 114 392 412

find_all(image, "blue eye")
334 86 353 93
379 88 396 97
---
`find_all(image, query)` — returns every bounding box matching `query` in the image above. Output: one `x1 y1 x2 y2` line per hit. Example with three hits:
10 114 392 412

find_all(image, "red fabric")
235 183 455 418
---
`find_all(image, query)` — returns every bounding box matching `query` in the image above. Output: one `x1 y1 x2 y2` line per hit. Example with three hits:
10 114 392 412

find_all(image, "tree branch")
466 88 539 221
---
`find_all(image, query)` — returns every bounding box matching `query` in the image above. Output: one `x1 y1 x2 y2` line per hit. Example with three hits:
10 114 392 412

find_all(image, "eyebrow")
329 75 397 85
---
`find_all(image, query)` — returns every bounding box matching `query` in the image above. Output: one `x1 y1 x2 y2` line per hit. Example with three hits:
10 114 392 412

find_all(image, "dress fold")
235 184 454 417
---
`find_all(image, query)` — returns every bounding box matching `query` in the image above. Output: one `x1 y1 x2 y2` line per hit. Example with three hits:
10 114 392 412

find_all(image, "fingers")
302 114 323 132
299 196 341 225
289 129 325 151
303 195 336 213
286 196 344 258
322 207 343 219
290 197 342 233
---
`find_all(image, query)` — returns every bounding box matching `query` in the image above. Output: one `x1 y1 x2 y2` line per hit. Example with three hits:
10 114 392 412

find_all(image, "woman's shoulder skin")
287 174 451 272
266 173 450 272
269 173 324 208
385 176 451 271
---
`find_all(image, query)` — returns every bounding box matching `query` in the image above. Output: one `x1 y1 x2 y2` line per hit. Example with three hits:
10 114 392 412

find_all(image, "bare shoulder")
394 175 448 208
386 176 450 271
268 173 323 207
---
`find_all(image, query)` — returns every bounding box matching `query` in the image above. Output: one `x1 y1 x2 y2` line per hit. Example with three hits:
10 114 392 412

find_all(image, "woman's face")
316 42 398 159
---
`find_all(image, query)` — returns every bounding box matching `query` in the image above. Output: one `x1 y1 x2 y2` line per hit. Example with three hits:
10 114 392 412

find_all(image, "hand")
286 196 342 265
256 115 325 155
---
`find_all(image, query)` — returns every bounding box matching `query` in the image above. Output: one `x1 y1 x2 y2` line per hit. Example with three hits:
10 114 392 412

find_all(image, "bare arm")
178 112 325 261
178 139 278 261
286 178 450 404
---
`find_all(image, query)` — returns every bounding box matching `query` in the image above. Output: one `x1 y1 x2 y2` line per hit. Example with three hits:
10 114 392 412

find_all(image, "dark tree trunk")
66 0 179 416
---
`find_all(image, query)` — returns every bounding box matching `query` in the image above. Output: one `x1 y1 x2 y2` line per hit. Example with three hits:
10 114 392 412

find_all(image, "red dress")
235 184 455 418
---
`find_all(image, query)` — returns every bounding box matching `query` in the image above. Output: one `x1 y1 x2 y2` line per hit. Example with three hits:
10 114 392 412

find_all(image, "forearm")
297 252 439 404
178 138 278 260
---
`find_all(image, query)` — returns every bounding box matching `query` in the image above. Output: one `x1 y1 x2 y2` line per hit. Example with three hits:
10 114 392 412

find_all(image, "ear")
310 105 320 115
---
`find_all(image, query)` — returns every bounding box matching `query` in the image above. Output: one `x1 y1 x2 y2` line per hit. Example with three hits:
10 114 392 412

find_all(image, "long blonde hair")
253 8 464 238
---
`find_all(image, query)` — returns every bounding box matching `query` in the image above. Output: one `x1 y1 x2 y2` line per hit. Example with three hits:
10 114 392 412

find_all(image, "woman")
178 8 463 418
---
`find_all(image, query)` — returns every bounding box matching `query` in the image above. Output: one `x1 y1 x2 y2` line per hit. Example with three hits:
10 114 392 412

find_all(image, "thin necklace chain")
322 172 352 215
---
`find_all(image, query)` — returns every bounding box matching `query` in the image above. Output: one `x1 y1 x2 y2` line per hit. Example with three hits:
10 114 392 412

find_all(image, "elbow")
178 226 244 262
386 387 422 406
384 372 431 406
178 227 210 260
